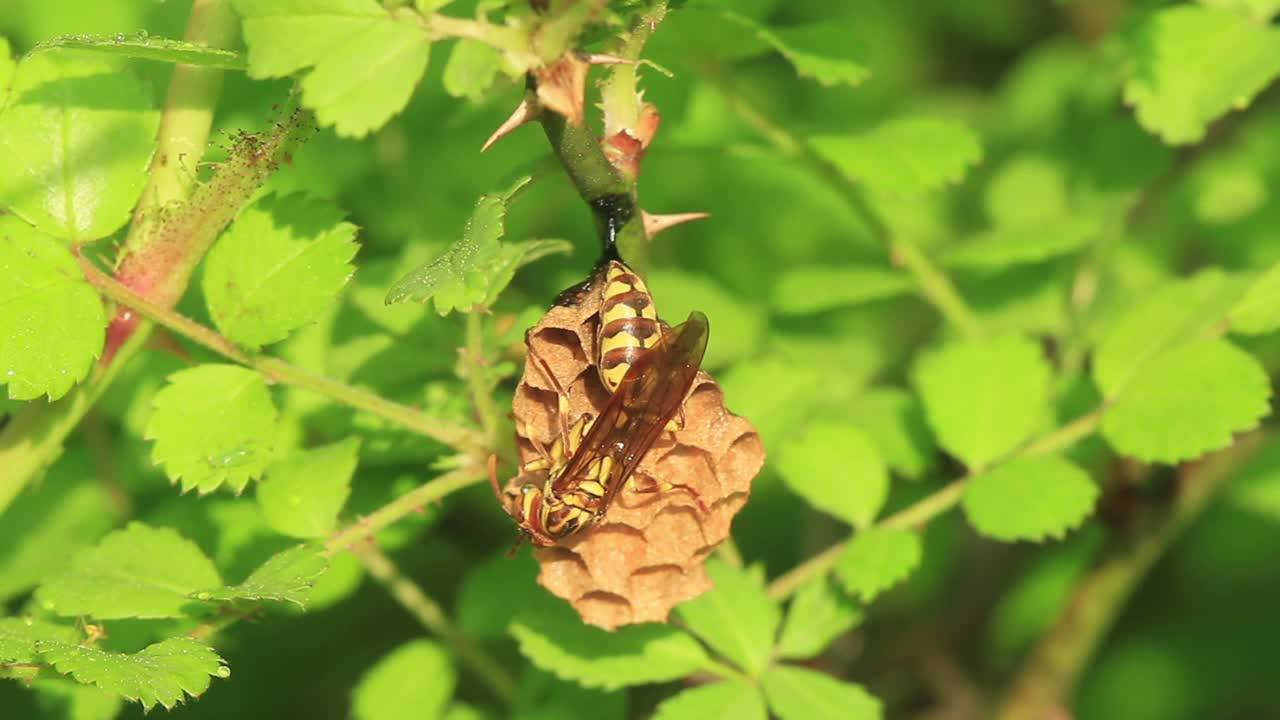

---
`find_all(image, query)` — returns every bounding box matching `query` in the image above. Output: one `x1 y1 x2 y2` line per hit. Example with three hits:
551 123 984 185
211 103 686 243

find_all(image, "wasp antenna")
506 533 527 558
642 210 710 238
481 95 540 152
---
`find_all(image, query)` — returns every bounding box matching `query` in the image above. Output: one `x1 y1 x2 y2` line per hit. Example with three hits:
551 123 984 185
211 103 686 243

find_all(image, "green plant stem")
77 258 485 453
765 409 1103 600
714 81 984 339
995 433 1263 719
354 544 517 703
325 466 485 555
466 311 500 449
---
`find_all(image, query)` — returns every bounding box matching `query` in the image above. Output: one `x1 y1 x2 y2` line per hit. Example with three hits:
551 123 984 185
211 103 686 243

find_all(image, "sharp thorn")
580 52 633 66
481 97 539 152
642 210 711 237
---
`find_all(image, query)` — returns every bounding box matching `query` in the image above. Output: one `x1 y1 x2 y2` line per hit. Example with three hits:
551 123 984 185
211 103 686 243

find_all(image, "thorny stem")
995 433 1264 719
78 258 486 454
324 466 486 555
354 544 517 703
712 80 985 339
765 409 1103 601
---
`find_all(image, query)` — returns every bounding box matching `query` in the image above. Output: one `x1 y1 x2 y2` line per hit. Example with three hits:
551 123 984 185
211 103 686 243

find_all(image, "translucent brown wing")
550 311 709 510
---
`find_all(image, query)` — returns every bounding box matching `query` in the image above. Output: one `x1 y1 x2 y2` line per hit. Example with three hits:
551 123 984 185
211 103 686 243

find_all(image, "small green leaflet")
145 364 279 494
443 39 503 99
761 665 882 720
810 116 982 195
963 455 1098 542
0 52 158 241
457 551 541 640
257 439 361 538
675 559 778 677
194 544 329 608
234 0 431 137
0 217 106 401
35 522 221 619
771 265 913 316
352 640 456 720
1101 339 1271 463
203 193 359 348
1123 5 1280 145
982 154 1067 227
943 216 1099 271
836 527 921 603
34 32 246 69
385 177 571 314
846 388 935 480
511 602 709 690
37 637 229 711
1226 441 1280 522
778 422 888 528
720 12 869 87
0 617 78 663
648 268 766 369
652 680 768 720
912 336 1052 470
1230 261 1280 335
776 576 864 661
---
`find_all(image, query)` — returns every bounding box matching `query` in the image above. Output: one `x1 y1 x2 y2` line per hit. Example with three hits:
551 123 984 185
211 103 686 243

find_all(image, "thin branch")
78 257 485 454
325 466 485 555
766 409 1102 600
465 311 500 448
354 544 517 703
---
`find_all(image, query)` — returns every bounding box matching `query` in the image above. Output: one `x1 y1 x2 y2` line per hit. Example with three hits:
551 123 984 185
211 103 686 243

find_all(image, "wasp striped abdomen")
597 261 662 392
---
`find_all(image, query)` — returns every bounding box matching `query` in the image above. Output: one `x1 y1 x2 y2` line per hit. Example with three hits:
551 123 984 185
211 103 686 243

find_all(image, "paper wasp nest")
508 281 764 629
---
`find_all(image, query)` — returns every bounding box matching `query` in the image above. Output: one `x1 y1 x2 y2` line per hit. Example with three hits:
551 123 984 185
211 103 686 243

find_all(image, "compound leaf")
653 681 768 720
963 455 1098 542
913 336 1052 470
835 527 921 603
195 544 329 608
675 559 778 677
257 439 361 538
204 193 359 348
35 523 221 619
145 364 278 494
0 617 78 663
0 52 158 241
811 116 982 195
776 576 864 661
1123 5 1280 144
1101 339 1271 463
0 217 105 401
35 33 246 69
37 637 228 711
235 0 430 136
762 665 882 720
778 422 889 527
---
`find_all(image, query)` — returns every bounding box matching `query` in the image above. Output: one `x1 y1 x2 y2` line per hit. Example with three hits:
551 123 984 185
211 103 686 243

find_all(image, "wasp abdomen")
597 261 662 392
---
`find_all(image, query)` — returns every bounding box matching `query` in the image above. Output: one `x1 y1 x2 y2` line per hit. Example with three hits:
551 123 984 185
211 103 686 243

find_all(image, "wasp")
492 310 709 546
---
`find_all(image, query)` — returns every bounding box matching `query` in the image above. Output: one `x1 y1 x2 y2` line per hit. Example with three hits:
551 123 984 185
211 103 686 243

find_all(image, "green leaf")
145 364 279 494
811 116 982 195
1230 261 1280 335
835 527 922 603
0 51 158 241
1123 5 1280 144
352 640 455 720
0 36 13 91
1201 0 1280 22
35 33 246 69
35 522 221 619
778 422 888 527
963 455 1098 542
1101 339 1271 463
675 558 778 677
1227 440 1280 522
458 551 541 640
648 268 766 369
912 336 1052 469
385 178 563 314
203 193 359 348
443 39 502 99
257 439 360 538
196 544 329 608
982 154 1068 227
511 603 709 690
37 637 228 711
653 681 768 720
0 217 105 401
761 665 882 720
1092 270 1249 398
235 0 431 136
943 216 1099 271
0 617 78 662
846 389 935 480
724 14 867 87
776 576 863 661
771 265 913 316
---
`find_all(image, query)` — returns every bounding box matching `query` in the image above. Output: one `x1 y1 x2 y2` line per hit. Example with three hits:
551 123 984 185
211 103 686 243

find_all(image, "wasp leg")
627 473 709 514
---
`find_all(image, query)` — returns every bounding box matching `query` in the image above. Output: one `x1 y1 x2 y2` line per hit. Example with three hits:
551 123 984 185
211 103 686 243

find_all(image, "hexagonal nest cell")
503 272 765 629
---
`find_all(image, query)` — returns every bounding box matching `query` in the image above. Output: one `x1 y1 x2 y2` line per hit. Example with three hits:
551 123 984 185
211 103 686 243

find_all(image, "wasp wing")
551 311 709 510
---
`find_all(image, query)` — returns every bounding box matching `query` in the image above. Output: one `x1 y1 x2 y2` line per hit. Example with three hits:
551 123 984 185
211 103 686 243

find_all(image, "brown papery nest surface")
506 276 764 629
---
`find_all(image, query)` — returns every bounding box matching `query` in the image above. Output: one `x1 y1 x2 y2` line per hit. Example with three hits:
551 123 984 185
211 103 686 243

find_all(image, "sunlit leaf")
778 422 888 527
196 544 329 608
443 39 502 99
653 681 768 720
835 527 921 603
761 665 881 720
772 265 913 316
676 559 778 676
352 640 455 720
963 455 1098 542
776 576 863 660
0 617 78 663
35 32 246 69
811 116 982 195
1230 261 1280 335
257 439 361 538
38 637 228 711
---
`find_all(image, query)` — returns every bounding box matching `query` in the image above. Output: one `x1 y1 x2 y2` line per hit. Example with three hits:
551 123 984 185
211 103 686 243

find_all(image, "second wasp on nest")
496 259 764 629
